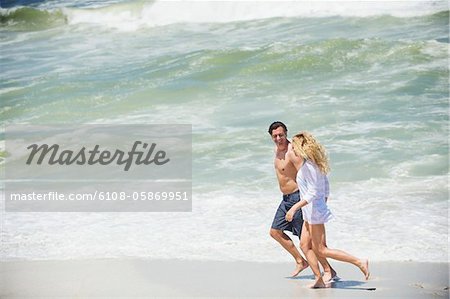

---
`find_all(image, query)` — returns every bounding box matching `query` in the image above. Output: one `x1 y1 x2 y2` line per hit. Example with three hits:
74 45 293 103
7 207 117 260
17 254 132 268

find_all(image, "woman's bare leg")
300 222 326 288
318 259 336 282
316 227 337 282
300 222 336 282
310 224 370 280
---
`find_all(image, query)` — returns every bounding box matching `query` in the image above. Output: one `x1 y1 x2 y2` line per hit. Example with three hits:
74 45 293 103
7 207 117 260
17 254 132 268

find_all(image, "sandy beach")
1 259 448 298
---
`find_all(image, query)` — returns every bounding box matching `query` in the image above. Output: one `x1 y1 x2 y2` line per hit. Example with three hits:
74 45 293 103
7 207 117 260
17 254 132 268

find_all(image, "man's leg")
270 228 308 277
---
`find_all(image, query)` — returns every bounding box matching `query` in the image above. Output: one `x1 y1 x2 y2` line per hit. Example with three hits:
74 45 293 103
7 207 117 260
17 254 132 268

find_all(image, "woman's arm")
286 163 325 222
301 163 321 204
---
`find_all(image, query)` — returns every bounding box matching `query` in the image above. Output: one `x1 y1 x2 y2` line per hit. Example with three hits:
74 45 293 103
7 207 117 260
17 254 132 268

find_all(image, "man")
268 121 336 280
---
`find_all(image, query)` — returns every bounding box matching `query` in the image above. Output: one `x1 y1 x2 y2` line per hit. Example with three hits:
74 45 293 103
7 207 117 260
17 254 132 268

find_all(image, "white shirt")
297 159 333 224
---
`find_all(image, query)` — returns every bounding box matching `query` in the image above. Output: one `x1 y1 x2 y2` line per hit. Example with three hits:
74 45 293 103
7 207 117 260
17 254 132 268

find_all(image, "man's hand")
285 208 295 222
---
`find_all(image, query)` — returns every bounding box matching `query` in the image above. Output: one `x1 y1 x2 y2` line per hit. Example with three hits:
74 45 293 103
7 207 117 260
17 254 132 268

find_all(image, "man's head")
268 121 288 149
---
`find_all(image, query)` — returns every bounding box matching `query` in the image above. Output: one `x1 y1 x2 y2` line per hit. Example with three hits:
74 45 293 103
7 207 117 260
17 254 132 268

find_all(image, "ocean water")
0 1 448 263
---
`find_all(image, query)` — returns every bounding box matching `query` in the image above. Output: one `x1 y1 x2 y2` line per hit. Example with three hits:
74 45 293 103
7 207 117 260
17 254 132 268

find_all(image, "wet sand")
1 259 448 298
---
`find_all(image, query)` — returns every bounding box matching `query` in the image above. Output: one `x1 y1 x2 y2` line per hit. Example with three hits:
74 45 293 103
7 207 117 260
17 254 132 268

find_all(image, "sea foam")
61 1 449 31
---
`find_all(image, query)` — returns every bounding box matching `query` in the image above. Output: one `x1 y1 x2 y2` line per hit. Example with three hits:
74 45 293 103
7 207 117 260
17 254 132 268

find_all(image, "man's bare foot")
291 260 309 277
322 267 337 282
359 259 370 280
310 277 327 288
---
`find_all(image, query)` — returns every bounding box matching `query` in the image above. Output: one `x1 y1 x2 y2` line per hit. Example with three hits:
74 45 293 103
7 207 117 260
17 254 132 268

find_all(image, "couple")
268 121 369 288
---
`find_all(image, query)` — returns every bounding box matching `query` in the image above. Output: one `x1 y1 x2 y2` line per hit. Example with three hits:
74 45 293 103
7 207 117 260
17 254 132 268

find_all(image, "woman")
285 131 369 288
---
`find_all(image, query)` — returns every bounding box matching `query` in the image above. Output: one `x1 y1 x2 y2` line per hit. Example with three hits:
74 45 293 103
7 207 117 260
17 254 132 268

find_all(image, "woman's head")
292 131 330 174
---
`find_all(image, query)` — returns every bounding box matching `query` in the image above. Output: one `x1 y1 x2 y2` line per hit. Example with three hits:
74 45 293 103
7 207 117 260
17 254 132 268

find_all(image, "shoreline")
1 258 448 298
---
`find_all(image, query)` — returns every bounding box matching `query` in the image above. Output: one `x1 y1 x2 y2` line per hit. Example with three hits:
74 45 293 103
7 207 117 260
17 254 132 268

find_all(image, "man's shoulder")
286 143 295 159
287 145 303 168
286 142 293 152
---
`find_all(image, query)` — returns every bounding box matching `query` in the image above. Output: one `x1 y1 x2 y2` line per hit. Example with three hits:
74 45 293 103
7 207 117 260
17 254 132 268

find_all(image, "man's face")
271 127 287 149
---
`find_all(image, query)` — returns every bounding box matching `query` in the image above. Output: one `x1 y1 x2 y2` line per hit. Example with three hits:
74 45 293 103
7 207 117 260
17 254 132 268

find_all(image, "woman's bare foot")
291 259 309 277
359 259 370 280
322 267 337 282
310 277 326 288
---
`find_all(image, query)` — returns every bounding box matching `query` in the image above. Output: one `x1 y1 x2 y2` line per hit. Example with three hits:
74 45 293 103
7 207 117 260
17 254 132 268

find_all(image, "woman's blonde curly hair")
292 131 330 175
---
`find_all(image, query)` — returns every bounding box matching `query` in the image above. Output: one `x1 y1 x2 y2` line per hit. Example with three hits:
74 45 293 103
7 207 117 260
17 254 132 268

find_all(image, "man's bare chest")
275 158 294 173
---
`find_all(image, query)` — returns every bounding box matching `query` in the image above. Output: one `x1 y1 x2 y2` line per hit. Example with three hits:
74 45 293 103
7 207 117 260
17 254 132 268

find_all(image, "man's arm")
286 143 303 169
285 199 308 222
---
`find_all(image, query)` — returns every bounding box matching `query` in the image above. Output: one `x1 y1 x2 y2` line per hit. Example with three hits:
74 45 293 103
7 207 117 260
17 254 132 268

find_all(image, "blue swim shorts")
271 190 304 236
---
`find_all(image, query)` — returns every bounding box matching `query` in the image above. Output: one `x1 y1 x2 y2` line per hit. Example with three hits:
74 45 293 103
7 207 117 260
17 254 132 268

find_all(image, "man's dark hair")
268 121 288 135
